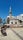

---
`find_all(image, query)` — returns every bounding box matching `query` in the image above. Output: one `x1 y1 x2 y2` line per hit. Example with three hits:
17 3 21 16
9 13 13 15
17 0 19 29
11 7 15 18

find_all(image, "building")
5 6 23 28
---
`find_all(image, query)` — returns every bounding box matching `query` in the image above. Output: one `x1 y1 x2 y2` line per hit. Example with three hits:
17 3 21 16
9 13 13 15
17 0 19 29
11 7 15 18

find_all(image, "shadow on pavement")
11 29 23 40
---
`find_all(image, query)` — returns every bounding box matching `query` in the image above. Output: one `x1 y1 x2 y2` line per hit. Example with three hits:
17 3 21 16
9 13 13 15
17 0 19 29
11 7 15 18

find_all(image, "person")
1 25 7 36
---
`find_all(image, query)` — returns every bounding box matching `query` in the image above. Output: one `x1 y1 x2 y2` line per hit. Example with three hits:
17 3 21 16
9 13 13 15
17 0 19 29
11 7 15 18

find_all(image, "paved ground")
0 28 23 40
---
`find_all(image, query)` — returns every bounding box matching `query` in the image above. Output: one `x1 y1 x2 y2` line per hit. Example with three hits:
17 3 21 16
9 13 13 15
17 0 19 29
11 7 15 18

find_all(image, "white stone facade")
5 7 23 27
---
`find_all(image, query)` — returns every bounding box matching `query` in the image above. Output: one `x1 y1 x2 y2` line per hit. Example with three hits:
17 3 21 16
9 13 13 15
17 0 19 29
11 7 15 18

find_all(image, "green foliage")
0 17 2 24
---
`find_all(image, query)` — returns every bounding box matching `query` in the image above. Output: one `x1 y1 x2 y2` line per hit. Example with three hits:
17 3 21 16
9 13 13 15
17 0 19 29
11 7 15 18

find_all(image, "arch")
7 17 10 24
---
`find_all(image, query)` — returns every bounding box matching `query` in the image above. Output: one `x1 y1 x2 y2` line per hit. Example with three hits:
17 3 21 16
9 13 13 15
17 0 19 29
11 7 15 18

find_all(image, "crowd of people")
1 25 7 36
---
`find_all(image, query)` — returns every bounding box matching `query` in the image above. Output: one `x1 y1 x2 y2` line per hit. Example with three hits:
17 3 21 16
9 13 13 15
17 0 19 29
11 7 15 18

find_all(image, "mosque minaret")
5 6 23 28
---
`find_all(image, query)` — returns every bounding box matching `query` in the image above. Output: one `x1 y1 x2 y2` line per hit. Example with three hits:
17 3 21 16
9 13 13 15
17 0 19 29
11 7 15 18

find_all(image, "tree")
0 17 2 24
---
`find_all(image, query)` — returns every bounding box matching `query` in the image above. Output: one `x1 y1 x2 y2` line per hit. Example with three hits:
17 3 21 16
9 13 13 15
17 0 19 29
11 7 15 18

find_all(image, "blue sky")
0 0 23 19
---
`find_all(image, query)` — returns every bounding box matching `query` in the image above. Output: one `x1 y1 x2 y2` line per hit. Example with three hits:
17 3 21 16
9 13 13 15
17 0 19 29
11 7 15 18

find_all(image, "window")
15 22 17 24
19 20 22 23
11 22 13 24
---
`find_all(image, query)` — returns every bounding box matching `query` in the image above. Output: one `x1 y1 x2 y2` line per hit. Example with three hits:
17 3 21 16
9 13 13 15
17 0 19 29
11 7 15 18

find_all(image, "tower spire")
9 6 12 12
9 6 12 16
